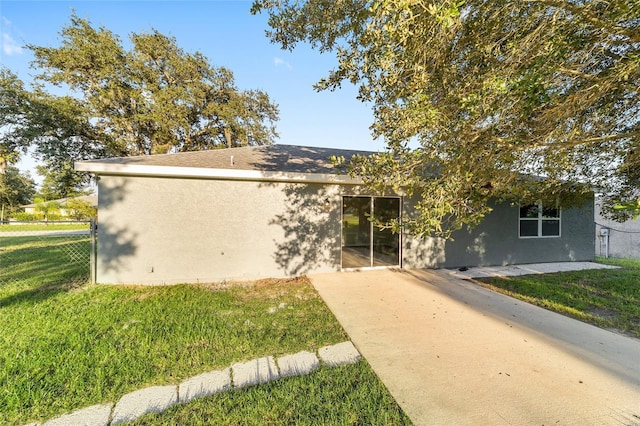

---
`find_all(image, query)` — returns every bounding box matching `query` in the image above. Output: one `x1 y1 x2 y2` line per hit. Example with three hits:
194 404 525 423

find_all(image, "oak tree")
1 14 279 187
253 0 639 236
36 164 90 201
0 166 36 220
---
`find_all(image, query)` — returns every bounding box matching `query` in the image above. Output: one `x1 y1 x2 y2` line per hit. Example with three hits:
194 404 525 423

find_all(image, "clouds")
3 33 22 56
2 17 23 56
273 56 292 70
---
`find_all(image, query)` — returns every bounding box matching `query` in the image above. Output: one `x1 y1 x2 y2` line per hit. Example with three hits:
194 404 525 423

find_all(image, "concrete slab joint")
178 368 231 404
111 385 178 425
231 356 280 388
318 341 361 367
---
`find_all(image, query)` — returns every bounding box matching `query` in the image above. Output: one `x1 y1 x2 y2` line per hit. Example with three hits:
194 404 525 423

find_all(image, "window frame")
518 202 561 239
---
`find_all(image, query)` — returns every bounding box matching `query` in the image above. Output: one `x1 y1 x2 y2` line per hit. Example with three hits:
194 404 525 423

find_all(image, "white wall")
595 200 640 259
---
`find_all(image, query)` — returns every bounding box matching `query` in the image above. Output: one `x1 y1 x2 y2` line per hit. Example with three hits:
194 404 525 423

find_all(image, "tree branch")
524 0 640 43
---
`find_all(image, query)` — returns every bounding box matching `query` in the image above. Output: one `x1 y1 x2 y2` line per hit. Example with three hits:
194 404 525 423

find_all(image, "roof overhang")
74 161 363 185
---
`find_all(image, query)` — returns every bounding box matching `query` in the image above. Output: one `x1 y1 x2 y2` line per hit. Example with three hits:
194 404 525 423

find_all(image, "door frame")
340 195 402 270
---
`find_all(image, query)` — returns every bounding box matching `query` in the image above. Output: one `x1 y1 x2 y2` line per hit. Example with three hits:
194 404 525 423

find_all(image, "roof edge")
74 162 363 185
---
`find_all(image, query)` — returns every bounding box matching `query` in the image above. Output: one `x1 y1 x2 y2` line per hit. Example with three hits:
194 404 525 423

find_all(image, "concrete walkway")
309 268 640 425
447 261 618 279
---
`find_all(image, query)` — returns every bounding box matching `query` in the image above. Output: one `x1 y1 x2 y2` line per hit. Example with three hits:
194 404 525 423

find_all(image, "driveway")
310 269 640 425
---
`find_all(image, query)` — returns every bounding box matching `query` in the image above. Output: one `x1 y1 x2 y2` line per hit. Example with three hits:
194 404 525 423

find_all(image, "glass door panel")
373 198 400 266
342 197 372 268
342 196 401 269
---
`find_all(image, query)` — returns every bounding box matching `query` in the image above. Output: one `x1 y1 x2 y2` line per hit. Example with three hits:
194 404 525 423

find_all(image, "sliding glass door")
372 197 401 266
341 197 371 268
341 196 401 269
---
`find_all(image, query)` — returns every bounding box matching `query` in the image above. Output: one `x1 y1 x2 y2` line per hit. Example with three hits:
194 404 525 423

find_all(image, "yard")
0 222 90 232
0 234 91 287
4 230 637 425
0 233 410 425
473 257 640 338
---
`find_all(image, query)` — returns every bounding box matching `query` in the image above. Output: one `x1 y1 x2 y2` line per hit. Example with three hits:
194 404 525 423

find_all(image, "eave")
74 161 363 185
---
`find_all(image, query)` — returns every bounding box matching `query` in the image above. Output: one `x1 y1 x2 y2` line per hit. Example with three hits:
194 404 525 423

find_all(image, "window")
519 203 560 238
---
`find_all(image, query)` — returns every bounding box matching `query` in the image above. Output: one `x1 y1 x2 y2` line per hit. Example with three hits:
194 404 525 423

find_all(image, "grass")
133 363 411 425
0 234 91 286
473 257 640 338
0 222 90 232
0 234 408 425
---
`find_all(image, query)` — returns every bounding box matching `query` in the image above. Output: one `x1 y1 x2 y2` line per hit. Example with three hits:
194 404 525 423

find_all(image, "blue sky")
0 0 383 182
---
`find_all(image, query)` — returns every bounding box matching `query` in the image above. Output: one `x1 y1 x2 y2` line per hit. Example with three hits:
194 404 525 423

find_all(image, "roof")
75 144 375 184
21 195 97 209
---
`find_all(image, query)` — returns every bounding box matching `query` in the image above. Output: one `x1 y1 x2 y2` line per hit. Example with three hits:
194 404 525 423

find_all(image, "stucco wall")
96 175 345 284
403 199 595 269
96 175 595 284
595 200 640 259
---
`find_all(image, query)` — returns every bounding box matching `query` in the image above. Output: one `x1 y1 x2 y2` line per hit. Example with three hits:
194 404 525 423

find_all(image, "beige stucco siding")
96 174 595 284
96 175 344 284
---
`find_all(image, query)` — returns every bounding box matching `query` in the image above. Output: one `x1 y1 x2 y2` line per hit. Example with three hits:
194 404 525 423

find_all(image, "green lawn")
474 257 640 338
0 234 409 425
0 222 90 232
133 362 410 425
0 234 91 286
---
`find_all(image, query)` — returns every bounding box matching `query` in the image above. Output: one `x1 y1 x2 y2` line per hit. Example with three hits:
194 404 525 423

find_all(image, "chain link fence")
0 220 95 288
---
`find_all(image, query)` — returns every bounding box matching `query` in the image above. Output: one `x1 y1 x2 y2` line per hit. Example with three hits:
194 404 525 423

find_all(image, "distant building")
595 197 640 259
21 195 97 217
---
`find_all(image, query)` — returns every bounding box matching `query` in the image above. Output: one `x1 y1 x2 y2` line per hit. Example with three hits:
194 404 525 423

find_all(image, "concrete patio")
310 267 640 425
446 261 619 279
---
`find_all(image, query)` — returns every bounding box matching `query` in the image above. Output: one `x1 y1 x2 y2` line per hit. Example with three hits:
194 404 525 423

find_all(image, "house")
21 195 98 218
595 196 640 259
75 144 595 285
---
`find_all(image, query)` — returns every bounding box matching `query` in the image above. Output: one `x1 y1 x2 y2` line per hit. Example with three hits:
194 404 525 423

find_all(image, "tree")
0 166 36 221
0 14 279 183
252 0 639 237
0 67 120 178
34 197 61 222
36 165 90 201
612 199 640 220
65 198 96 220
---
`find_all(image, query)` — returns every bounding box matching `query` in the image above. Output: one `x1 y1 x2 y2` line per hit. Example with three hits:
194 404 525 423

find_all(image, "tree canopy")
0 166 36 220
65 197 97 220
0 14 279 187
253 0 639 236
36 164 90 201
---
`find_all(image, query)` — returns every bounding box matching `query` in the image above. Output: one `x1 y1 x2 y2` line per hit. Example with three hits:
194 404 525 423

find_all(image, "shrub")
12 212 42 221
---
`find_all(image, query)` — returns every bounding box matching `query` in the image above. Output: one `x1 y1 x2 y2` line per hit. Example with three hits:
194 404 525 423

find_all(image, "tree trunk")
224 127 232 148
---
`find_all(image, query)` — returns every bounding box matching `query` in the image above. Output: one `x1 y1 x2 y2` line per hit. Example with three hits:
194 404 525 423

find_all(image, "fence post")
90 218 96 284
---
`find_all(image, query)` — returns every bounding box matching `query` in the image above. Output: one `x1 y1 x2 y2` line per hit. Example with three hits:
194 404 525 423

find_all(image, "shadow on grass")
0 280 84 308
475 268 640 338
0 235 90 307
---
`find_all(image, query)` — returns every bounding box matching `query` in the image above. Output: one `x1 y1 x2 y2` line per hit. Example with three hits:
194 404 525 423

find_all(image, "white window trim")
518 202 561 239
